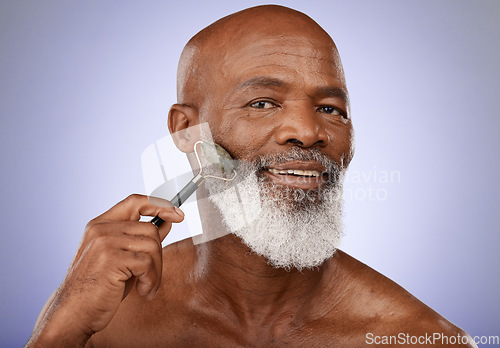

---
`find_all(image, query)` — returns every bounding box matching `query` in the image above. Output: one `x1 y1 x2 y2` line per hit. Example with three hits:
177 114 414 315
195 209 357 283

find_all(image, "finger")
93 194 184 224
113 248 161 299
85 221 162 244
83 222 163 280
97 232 163 298
93 215 179 244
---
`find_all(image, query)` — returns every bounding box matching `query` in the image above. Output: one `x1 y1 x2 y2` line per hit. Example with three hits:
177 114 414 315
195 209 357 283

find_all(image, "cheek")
214 116 276 160
328 122 354 167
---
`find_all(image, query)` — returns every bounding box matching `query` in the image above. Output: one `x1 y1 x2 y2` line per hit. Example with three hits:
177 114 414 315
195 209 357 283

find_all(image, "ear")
168 104 200 153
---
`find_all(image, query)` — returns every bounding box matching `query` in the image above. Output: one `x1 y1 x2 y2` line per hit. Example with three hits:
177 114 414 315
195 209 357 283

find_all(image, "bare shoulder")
318 250 476 347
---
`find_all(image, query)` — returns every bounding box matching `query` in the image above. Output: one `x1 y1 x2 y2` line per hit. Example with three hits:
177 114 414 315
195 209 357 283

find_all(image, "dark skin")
28 5 474 347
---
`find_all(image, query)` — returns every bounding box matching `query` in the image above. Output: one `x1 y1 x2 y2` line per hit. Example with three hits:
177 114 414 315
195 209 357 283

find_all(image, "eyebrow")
315 86 350 105
235 76 349 105
235 76 286 91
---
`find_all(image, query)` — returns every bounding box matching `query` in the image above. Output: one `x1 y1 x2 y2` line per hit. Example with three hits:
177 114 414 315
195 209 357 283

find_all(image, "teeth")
268 168 321 177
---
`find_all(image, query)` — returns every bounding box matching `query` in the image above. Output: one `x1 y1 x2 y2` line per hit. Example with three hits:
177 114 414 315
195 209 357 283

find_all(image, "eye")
250 100 276 109
318 105 348 119
318 106 340 115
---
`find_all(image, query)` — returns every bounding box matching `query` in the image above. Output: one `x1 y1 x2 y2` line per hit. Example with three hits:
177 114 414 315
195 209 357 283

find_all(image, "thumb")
148 196 184 241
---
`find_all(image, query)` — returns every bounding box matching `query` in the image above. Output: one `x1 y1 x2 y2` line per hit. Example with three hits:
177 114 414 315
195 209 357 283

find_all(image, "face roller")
150 141 237 227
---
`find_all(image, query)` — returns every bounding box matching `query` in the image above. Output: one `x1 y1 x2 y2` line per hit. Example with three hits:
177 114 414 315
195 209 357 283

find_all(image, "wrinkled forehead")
201 32 346 103
228 33 344 78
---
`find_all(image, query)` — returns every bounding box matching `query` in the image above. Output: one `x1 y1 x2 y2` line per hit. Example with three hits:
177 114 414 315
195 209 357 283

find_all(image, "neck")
195 235 333 325
192 191 339 327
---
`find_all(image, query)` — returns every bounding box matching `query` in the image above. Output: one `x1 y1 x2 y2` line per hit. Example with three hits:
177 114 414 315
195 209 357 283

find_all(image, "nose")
273 105 329 148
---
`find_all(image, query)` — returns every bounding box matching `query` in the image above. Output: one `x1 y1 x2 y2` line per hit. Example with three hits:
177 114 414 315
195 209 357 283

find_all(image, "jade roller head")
149 141 237 227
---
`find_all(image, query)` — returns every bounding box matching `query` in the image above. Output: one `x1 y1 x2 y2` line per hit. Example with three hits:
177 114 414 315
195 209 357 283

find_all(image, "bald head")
176 5 345 111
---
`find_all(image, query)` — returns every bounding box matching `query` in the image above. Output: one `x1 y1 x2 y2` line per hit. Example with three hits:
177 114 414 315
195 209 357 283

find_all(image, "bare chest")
88 307 369 347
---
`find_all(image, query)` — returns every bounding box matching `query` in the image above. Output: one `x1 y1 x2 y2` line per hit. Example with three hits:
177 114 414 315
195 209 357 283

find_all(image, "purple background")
1 1 499 346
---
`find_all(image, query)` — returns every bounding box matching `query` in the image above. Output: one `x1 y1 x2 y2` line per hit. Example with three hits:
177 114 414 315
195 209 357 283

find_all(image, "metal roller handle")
149 174 204 227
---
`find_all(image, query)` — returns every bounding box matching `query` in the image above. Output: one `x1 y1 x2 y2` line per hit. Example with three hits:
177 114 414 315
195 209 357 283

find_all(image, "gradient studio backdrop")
1 1 499 346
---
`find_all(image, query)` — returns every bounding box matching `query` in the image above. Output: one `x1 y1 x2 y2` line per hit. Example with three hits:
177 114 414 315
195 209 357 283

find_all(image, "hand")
27 194 184 347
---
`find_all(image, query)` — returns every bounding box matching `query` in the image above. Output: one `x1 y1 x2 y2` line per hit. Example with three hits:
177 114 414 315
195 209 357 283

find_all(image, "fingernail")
174 207 184 218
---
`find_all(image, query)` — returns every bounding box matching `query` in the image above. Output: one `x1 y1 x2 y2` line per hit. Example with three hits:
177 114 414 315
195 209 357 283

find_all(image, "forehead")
217 33 345 91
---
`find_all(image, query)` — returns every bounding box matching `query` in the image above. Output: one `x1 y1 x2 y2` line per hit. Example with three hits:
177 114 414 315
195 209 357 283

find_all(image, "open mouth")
267 168 322 177
262 162 327 190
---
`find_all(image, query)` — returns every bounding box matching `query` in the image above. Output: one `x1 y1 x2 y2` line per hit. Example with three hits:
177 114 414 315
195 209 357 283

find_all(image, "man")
28 5 474 347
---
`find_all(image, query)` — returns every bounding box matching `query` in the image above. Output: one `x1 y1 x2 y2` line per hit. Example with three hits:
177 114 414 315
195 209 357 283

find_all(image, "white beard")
205 148 345 271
